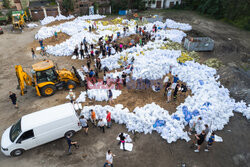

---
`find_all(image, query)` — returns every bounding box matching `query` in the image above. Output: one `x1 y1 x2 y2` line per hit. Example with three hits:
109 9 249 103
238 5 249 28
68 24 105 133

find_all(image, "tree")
3 0 10 9
62 0 74 14
131 0 146 10
111 0 128 13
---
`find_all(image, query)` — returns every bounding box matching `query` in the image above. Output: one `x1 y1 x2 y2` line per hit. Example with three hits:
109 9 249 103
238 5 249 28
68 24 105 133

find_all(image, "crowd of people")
189 117 215 152
11 21 218 165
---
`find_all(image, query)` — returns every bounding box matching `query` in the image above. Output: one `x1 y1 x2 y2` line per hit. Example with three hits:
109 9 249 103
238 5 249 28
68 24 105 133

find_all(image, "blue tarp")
203 102 211 107
119 10 127 15
172 114 180 121
182 106 200 122
153 120 166 128
199 80 204 85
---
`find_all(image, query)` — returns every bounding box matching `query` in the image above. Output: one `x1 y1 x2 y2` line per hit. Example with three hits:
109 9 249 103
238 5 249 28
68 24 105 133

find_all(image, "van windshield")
10 119 22 142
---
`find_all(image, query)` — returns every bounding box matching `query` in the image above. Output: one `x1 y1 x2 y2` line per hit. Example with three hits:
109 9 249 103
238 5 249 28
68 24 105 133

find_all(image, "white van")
1 103 82 156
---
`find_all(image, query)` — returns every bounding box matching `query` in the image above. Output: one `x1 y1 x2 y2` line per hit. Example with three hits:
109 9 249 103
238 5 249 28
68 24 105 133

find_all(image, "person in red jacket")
106 111 111 128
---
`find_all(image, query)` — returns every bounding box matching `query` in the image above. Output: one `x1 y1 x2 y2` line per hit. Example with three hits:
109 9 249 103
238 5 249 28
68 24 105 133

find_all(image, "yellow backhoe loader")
15 60 85 97
12 11 28 30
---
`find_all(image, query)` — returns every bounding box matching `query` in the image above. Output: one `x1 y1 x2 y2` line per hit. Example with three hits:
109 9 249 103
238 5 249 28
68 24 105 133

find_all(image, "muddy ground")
0 10 249 167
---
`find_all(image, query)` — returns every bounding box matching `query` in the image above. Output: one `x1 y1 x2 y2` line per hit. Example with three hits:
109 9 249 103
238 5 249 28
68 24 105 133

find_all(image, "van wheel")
11 149 24 156
65 130 75 138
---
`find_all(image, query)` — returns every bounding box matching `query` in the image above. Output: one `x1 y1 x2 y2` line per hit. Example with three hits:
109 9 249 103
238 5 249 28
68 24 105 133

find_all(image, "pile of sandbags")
165 19 192 31
41 15 75 25
87 89 122 101
81 103 190 143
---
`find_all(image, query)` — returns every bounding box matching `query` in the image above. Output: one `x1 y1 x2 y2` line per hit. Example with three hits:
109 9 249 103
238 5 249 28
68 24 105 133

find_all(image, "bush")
3 0 10 9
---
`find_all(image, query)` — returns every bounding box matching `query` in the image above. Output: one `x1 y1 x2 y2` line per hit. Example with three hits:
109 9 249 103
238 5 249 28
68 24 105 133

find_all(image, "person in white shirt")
68 89 75 103
103 74 107 85
104 150 115 167
82 65 89 74
98 118 105 133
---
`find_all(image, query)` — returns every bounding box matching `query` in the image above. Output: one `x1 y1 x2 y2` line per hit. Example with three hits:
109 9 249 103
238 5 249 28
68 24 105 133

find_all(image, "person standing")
108 89 114 105
66 134 79 155
194 130 206 153
106 111 111 128
90 109 97 127
164 81 171 96
205 132 215 152
118 133 126 151
31 48 36 59
80 44 84 59
68 89 75 103
98 118 105 133
84 43 88 53
173 84 179 101
74 45 79 59
83 37 86 44
104 150 114 167
80 115 89 134
87 58 91 70
89 25 92 32
121 72 127 87
9 91 18 108
39 39 43 47
167 87 172 103
181 83 188 96
204 124 210 137
54 31 58 40
103 74 107 85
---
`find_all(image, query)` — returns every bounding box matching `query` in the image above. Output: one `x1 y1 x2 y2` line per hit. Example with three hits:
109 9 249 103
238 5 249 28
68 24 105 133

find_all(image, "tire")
11 149 24 156
64 130 75 138
66 80 76 90
40 84 56 97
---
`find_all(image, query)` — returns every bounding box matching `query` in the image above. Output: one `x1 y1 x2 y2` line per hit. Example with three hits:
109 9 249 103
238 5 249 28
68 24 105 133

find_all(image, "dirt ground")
0 10 249 167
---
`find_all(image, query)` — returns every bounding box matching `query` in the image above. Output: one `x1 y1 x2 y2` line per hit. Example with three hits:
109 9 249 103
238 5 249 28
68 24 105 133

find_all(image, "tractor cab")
32 60 58 84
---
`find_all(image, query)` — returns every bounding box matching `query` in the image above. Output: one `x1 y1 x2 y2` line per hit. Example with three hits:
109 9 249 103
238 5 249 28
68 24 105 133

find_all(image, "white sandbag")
214 135 223 142
76 91 86 103
120 143 133 151
27 23 38 28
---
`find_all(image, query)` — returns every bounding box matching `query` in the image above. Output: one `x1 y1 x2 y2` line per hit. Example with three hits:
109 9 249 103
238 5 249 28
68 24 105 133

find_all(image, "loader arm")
15 65 33 95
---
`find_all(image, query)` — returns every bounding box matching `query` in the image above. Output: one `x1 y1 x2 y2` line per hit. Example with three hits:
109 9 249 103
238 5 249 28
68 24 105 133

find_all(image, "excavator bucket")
15 65 33 95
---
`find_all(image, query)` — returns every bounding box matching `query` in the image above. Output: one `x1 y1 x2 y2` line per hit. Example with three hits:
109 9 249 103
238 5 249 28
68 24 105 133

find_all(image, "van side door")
16 130 37 150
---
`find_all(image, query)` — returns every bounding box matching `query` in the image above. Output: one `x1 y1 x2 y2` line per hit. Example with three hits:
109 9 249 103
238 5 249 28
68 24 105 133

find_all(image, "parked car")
0 27 3 34
1 103 82 156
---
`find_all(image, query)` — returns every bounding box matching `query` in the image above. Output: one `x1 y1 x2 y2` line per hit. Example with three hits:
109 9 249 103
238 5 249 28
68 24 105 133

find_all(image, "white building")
145 0 181 9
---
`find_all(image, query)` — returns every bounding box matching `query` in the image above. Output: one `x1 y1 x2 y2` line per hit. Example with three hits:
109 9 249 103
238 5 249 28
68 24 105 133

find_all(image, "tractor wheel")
41 84 56 97
66 80 76 90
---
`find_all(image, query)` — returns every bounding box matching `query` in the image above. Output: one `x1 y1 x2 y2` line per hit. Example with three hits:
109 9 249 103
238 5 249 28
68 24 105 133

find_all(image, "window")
10 119 22 142
17 130 34 143
36 68 58 83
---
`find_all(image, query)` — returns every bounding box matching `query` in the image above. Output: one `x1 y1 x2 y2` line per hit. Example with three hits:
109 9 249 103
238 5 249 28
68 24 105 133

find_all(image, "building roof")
29 0 57 8
21 103 76 132
32 60 54 71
